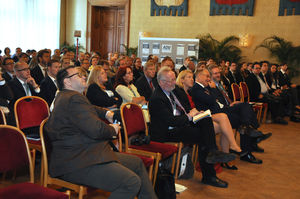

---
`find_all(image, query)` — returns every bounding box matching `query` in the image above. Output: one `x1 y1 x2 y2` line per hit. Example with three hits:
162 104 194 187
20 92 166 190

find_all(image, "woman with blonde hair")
176 70 242 169
86 66 122 109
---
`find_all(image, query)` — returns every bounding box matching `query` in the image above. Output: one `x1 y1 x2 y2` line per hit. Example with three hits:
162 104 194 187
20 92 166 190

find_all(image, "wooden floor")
1 118 300 199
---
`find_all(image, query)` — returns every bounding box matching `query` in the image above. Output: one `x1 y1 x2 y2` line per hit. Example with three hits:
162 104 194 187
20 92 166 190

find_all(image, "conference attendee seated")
1 57 15 82
278 63 300 122
191 68 271 164
86 66 122 109
0 72 13 114
176 70 241 169
179 57 196 73
246 62 287 124
135 60 158 101
148 66 235 188
99 59 115 86
31 49 50 85
12 47 22 63
40 59 60 106
132 57 143 82
45 65 157 199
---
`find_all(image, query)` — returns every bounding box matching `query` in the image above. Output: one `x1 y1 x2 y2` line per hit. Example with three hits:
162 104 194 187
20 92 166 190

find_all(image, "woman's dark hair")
114 66 132 88
4 47 10 55
56 65 76 91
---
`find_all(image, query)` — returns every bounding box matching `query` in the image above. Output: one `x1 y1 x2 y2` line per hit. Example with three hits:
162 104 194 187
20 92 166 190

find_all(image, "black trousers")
166 117 217 180
259 93 285 119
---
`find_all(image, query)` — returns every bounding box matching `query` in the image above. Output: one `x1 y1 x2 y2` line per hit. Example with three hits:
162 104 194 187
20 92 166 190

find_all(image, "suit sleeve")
68 94 116 140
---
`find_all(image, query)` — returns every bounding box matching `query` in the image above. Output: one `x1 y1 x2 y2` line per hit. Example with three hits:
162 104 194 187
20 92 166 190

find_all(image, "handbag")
154 167 176 199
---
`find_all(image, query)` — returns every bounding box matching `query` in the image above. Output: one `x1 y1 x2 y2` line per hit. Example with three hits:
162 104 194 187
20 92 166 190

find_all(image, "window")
0 0 61 53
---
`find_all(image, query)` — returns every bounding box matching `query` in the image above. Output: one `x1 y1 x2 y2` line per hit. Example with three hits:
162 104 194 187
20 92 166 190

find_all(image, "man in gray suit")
45 66 157 199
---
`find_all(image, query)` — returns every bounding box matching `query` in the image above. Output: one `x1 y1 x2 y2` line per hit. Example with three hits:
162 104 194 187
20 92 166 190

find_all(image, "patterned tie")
149 80 154 91
169 92 186 115
23 83 31 96
217 83 232 105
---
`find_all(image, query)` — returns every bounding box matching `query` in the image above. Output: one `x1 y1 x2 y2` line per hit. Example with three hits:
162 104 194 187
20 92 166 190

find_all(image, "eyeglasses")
17 68 30 72
66 72 82 78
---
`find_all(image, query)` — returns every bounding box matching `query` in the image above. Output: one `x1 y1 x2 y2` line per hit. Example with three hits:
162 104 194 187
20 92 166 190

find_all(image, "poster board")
138 37 199 70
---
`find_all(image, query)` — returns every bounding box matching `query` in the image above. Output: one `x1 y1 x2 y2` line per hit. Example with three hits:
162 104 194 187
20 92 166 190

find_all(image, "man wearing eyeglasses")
8 62 40 108
45 65 157 199
2 58 15 82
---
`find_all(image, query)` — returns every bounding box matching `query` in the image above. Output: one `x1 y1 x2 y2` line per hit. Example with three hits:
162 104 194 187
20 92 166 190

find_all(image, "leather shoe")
256 132 272 144
290 115 300 123
229 149 248 156
206 150 236 164
202 176 228 188
273 117 288 125
238 125 262 138
252 144 264 153
221 163 238 170
240 152 263 164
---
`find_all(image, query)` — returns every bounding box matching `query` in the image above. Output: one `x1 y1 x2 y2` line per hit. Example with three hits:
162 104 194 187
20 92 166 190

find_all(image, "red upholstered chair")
231 83 242 102
0 125 70 199
0 108 6 125
40 118 88 199
14 96 50 177
120 103 180 185
240 82 267 123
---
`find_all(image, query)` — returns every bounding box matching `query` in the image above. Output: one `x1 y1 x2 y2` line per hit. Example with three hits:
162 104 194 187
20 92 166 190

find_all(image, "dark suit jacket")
30 65 45 85
86 83 122 108
245 73 261 101
278 71 291 87
134 75 158 101
179 65 187 73
0 82 13 107
148 86 190 142
2 72 13 82
8 77 40 108
259 72 272 88
45 90 117 177
40 76 57 106
227 70 243 85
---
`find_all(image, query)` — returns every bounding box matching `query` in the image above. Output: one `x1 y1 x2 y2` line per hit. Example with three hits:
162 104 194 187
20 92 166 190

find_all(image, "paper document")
193 109 212 123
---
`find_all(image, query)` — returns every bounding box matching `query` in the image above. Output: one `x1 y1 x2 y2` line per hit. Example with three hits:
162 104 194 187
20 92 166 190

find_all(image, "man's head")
281 63 288 72
208 64 221 82
47 59 61 78
261 61 269 74
81 59 90 71
56 66 87 93
61 57 71 68
252 63 261 75
2 58 14 73
15 47 22 56
118 57 127 68
157 66 176 92
144 61 156 79
54 49 60 56
187 60 195 72
14 62 31 81
37 50 50 66
229 62 237 72
195 68 211 87
270 64 278 73
161 57 175 70
78 52 85 62
206 58 214 66
184 57 191 66
19 53 29 63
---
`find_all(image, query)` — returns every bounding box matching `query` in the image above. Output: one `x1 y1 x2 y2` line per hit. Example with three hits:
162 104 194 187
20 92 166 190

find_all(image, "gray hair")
157 66 172 82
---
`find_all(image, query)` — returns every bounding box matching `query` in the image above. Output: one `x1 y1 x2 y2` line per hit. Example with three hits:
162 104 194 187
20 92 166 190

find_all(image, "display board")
138 37 199 70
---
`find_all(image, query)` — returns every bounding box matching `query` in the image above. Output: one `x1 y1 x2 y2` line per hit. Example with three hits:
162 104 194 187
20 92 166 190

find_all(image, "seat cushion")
130 141 178 159
0 182 68 199
121 152 154 167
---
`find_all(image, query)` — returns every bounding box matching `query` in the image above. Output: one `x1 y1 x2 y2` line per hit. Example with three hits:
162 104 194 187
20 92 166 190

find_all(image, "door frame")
86 0 130 53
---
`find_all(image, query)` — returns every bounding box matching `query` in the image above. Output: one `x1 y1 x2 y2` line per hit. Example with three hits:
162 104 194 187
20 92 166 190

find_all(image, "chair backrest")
14 96 50 130
0 125 34 182
240 82 250 102
231 83 242 102
120 103 147 150
0 109 6 125
39 118 50 186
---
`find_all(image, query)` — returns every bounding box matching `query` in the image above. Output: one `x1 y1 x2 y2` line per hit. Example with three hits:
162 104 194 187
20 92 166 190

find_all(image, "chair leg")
193 146 198 168
152 154 161 188
174 143 183 179
40 157 44 186
262 106 268 124
78 186 85 199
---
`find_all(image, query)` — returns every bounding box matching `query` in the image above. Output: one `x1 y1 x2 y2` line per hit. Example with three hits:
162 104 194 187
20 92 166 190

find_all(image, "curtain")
0 0 61 53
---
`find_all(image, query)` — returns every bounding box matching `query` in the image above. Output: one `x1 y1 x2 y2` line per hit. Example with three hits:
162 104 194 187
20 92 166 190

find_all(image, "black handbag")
154 167 176 199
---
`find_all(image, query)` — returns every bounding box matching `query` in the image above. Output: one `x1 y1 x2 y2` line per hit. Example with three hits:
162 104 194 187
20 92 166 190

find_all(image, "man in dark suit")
30 49 50 85
45 66 157 198
205 65 272 162
149 66 235 188
246 63 287 124
0 73 13 107
135 60 158 101
40 59 60 106
2 58 15 82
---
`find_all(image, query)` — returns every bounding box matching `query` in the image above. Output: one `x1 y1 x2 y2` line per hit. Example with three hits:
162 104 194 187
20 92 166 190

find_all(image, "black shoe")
290 115 300 123
273 117 288 125
206 151 236 164
252 144 264 153
240 152 263 164
238 125 262 138
256 132 272 144
202 176 228 188
221 163 238 170
229 149 248 156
